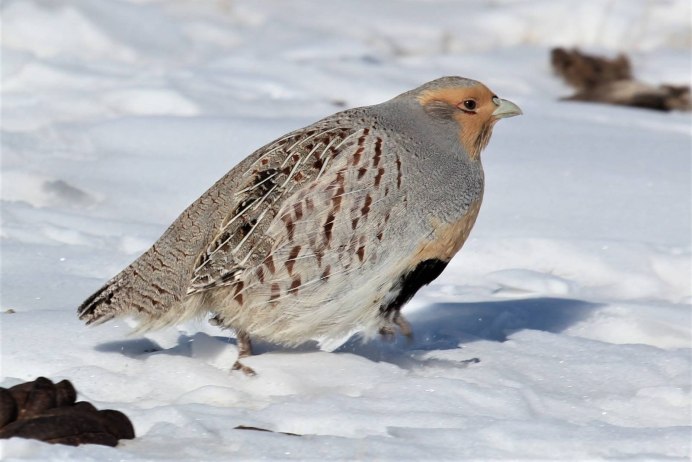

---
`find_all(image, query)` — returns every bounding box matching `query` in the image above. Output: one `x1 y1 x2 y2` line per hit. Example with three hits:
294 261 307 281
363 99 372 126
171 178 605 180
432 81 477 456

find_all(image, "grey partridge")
78 76 522 373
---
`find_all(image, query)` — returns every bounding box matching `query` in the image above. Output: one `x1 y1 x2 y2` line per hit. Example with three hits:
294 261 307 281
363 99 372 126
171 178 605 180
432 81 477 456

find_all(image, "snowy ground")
2 0 691 460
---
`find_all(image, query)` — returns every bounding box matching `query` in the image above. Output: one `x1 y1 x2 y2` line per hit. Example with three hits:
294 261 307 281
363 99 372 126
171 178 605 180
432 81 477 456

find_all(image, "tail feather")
77 277 128 326
78 195 219 330
77 260 205 332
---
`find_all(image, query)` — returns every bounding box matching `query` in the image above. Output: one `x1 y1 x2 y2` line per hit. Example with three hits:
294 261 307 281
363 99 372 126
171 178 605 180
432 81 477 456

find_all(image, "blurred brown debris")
0 377 135 447
551 48 691 111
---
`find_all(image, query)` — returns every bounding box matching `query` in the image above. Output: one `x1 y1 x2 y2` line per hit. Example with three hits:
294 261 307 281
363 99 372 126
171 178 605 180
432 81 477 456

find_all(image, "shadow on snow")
94 297 601 366
338 297 601 364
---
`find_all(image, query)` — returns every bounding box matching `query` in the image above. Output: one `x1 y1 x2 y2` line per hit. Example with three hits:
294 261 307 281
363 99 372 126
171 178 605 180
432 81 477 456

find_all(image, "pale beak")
492 98 523 119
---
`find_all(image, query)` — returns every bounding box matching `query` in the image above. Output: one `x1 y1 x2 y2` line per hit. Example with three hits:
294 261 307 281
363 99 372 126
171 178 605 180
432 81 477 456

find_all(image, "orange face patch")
418 84 500 159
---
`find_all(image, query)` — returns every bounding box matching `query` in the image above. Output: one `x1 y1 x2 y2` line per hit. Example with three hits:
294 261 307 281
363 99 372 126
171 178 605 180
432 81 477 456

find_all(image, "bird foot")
232 360 256 376
231 329 256 376
378 325 397 342
379 313 414 343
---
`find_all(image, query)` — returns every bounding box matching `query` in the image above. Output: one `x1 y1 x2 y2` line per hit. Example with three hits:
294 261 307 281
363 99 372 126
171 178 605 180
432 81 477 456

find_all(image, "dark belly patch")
380 259 448 315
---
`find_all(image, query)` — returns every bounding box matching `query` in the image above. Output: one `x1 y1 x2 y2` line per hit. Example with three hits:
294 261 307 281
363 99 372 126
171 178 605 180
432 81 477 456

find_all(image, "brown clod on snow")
551 47 691 111
0 388 18 428
0 377 135 447
551 47 632 90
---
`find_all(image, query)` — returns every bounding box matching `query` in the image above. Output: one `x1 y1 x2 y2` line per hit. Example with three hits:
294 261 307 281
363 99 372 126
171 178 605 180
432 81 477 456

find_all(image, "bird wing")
187 119 370 295
189 120 412 345
187 117 411 315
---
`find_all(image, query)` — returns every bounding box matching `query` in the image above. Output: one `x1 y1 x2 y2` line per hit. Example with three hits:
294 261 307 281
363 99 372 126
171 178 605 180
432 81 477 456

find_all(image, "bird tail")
77 257 203 332
77 273 132 326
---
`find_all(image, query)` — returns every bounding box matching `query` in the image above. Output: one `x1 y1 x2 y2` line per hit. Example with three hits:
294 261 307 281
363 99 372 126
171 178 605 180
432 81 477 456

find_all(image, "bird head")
414 76 522 159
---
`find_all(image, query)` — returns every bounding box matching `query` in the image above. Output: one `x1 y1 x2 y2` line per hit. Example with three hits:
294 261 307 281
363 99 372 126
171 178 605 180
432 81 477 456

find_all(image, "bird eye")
461 99 477 112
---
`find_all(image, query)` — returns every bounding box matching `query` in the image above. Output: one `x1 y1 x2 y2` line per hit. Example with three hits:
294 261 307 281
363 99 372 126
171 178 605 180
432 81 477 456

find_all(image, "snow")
1 0 691 460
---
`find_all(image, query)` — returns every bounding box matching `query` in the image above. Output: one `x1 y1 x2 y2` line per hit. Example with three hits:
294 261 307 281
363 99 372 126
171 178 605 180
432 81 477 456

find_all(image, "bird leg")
232 330 256 376
394 312 413 339
209 316 256 376
378 324 396 341
379 311 414 342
